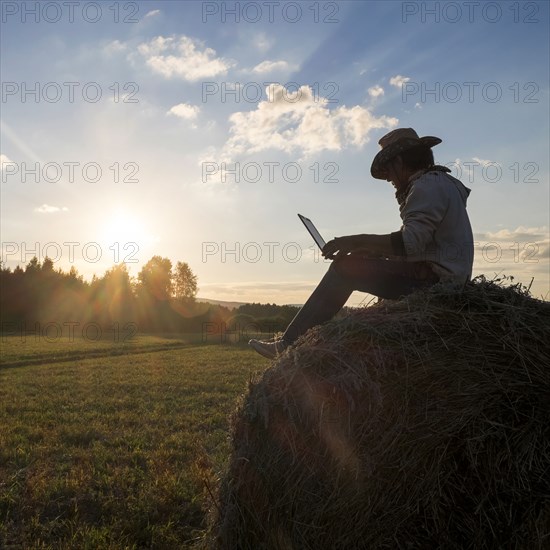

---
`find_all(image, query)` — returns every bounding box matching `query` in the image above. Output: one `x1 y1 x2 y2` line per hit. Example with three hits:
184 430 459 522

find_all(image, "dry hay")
210 276 550 550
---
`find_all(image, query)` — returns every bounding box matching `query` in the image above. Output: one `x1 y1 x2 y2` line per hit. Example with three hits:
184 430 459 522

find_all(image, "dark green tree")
173 261 198 300
137 256 173 301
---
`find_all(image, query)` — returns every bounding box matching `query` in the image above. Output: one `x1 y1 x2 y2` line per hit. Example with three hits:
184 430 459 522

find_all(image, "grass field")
0 334 269 549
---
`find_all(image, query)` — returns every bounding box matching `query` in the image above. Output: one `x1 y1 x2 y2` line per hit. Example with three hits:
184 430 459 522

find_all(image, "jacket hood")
447 173 471 205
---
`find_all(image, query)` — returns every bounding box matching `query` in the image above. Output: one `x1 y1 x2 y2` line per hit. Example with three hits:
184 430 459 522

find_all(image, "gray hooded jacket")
392 167 474 283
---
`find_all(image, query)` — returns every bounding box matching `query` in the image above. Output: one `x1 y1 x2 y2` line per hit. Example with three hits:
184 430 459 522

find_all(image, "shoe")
248 338 288 359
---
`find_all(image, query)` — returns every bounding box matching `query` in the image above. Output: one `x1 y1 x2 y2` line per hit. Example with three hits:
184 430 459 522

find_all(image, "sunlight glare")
101 208 149 245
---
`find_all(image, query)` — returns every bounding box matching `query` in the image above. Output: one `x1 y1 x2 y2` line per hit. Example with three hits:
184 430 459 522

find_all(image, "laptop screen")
298 214 326 250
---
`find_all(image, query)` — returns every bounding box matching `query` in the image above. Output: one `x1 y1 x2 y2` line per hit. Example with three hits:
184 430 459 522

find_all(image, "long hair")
398 145 434 171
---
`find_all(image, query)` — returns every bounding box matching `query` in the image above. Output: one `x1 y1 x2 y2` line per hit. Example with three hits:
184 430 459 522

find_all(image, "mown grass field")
0 334 269 549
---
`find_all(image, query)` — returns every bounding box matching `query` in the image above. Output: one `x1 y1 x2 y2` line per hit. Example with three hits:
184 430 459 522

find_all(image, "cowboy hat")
370 128 442 180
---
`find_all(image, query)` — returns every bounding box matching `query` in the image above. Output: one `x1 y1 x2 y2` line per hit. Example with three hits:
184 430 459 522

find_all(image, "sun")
101 208 149 245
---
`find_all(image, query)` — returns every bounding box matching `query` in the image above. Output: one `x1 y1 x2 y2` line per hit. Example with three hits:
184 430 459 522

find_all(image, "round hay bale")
211 277 550 550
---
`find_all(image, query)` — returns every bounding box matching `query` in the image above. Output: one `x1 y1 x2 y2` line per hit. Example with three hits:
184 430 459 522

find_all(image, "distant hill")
197 298 304 309
196 297 248 310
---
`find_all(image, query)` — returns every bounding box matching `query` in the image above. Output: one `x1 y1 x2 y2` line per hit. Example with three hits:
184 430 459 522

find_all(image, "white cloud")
253 32 272 53
252 60 293 74
472 226 549 293
368 85 384 98
479 226 549 242
168 102 200 120
0 154 13 170
145 9 160 18
472 156 493 166
137 35 234 80
446 158 497 181
218 84 398 160
389 75 410 88
104 40 127 54
34 204 68 214
197 280 319 304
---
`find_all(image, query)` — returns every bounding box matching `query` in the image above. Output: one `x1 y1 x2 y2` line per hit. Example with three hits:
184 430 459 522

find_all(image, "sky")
1 0 549 305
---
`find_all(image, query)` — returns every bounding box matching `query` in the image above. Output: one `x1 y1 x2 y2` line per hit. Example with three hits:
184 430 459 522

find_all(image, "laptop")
298 214 326 250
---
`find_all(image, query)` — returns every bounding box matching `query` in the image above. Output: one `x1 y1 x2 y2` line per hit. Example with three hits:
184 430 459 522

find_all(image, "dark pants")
282 255 439 344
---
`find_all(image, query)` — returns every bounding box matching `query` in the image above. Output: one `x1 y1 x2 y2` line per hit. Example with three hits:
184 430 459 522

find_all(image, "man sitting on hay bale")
250 127 475 359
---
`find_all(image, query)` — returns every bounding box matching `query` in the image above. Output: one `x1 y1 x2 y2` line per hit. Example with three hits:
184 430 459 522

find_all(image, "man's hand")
322 236 363 259
322 234 395 260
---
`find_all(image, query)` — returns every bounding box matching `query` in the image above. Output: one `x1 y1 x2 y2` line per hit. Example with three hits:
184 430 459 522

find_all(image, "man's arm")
322 233 404 259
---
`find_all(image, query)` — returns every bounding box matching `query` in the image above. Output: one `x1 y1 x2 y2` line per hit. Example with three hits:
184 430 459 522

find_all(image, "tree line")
0 256 298 338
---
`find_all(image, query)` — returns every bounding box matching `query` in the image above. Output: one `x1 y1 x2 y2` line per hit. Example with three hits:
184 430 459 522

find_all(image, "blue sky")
1 0 549 304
